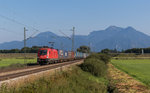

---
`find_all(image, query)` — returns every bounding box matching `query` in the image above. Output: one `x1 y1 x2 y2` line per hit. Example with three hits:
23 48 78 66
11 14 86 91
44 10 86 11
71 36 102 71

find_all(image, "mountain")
0 26 150 52
99 26 150 50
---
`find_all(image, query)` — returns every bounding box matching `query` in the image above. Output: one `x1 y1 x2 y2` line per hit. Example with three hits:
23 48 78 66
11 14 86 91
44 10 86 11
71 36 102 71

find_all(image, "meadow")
0 53 37 68
0 58 36 67
111 59 150 86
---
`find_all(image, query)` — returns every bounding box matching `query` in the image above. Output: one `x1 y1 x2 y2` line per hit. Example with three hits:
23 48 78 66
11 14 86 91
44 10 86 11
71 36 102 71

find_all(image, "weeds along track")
0 60 83 81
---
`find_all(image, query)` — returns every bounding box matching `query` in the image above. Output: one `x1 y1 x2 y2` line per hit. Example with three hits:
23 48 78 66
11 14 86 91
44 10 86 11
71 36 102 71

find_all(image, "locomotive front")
37 48 49 64
37 48 58 65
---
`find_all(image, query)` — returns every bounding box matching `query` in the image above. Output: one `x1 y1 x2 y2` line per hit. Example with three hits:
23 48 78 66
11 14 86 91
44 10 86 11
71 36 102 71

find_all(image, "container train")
37 47 88 65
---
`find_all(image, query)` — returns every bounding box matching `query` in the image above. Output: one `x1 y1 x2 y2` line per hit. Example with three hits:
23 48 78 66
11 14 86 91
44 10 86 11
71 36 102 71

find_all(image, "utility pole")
142 48 144 54
24 27 27 64
89 42 91 53
71 27 75 52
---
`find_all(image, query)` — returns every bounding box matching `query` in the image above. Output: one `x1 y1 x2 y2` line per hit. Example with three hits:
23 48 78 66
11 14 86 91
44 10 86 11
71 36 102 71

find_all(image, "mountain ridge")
0 26 150 52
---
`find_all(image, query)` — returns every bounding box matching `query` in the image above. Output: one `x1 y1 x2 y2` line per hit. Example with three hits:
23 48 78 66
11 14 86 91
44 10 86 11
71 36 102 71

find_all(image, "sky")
0 0 150 43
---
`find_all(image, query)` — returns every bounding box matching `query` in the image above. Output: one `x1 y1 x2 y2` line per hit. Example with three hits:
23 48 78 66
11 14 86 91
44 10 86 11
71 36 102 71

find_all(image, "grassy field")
0 53 36 58
0 58 37 67
111 59 150 86
0 53 37 68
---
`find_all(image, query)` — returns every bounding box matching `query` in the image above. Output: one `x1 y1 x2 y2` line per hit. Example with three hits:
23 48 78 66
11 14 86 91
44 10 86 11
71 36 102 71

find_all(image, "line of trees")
100 48 150 54
100 48 119 54
0 46 42 53
124 48 150 53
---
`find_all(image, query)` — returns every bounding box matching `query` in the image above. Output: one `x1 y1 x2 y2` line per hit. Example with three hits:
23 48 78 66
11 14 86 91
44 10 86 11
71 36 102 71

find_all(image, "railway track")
0 59 83 81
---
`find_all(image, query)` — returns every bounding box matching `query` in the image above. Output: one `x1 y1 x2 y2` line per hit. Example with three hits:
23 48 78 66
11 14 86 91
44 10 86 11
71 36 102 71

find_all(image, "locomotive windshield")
39 50 47 55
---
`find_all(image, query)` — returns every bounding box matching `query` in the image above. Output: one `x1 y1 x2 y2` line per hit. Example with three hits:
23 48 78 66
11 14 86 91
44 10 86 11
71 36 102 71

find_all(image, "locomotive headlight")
47 56 48 58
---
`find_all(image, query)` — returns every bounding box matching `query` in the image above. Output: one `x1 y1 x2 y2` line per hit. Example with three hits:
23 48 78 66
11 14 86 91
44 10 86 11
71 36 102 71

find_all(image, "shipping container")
58 50 63 59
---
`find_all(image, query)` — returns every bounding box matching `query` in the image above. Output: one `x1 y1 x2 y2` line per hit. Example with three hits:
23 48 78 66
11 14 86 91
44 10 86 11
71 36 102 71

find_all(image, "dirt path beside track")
108 64 150 93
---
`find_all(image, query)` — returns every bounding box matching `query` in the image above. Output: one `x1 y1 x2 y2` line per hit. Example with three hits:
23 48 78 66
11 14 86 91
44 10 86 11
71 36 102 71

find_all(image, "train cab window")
39 50 47 55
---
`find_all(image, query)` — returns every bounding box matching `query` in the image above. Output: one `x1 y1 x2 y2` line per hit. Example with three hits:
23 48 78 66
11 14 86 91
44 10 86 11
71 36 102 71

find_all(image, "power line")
0 14 38 31
59 30 71 40
0 27 22 36
0 14 40 38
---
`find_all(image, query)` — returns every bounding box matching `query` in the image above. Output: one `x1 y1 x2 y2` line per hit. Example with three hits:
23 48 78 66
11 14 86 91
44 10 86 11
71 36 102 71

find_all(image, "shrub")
98 53 111 64
87 53 111 64
80 57 107 77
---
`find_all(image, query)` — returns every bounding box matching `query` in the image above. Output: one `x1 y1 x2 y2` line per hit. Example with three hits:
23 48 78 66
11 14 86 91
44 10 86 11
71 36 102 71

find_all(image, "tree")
10 49 20 53
101 49 111 54
77 46 90 53
30 46 41 53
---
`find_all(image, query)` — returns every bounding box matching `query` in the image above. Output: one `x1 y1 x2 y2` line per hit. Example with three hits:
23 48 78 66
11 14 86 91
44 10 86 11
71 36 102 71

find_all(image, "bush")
98 53 111 64
80 57 107 77
80 53 110 77
86 53 111 64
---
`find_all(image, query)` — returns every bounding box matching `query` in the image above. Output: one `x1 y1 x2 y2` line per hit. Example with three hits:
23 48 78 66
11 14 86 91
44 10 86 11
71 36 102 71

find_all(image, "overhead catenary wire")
0 14 40 38
0 27 22 36
59 30 71 40
0 14 39 31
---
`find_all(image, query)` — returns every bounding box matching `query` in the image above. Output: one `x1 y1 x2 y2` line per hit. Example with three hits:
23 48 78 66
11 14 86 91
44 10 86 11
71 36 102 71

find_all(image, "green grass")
0 53 37 68
1 67 108 93
0 58 37 67
111 59 150 86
